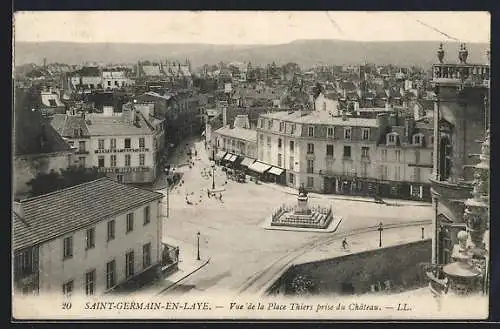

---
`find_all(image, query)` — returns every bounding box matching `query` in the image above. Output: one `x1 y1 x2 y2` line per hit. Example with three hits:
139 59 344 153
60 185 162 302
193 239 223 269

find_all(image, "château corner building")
12 178 164 296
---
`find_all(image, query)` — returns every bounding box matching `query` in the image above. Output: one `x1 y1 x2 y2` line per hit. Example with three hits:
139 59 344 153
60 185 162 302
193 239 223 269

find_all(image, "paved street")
158 137 433 296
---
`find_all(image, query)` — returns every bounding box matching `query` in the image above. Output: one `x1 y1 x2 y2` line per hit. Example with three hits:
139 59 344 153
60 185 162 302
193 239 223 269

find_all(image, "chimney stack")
222 106 227 127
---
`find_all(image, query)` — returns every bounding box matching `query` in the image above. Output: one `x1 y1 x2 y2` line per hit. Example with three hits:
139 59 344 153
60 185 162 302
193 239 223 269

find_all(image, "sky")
14 11 490 44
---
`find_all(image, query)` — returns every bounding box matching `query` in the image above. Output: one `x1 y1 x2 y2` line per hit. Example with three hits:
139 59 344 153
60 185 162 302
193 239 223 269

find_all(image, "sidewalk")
125 236 209 298
245 222 433 296
260 182 432 207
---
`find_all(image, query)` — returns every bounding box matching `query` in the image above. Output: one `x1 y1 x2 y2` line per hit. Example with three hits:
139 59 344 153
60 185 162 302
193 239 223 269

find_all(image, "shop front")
239 156 256 175
268 166 286 185
214 150 227 164
248 161 272 181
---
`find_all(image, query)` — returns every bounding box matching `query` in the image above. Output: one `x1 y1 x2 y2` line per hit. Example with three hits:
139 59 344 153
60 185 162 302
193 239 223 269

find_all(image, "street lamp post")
196 232 201 260
211 162 216 190
378 222 384 247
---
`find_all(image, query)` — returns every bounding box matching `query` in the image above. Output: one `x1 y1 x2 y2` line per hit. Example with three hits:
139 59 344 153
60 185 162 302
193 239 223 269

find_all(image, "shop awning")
215 151 227 160
228 154 238 162
248 161 272 174
240 157 256 167
268 167 284 176
224 153 233 161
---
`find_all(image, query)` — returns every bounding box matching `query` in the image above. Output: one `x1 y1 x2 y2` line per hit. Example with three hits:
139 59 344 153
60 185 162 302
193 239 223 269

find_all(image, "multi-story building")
50 106 160 184
102 70 134 90
256 109 433 200
211 115 258 162
12 178 164 296
426 44 490 296
14 88 74 198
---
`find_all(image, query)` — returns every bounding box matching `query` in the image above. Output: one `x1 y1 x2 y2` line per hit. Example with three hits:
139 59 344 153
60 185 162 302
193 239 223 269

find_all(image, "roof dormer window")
387 132 399 145
413 133 424 146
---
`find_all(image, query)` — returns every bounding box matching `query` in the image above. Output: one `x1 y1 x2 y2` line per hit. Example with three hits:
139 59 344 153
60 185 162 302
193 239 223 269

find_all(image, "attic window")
387 132 399 145
413 133 424 145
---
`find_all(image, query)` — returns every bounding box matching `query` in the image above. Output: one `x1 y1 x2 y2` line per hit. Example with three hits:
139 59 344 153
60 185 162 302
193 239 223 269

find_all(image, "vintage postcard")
12 11 490 320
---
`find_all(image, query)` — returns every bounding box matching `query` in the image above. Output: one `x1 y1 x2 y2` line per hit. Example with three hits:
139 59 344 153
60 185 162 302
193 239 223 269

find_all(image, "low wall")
268 239 432 296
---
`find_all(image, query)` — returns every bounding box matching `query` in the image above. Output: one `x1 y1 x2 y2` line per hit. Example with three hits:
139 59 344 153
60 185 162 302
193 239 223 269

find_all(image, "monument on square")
270 184 335 230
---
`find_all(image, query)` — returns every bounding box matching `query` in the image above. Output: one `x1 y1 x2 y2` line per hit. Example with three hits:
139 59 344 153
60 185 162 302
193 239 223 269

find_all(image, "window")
107 80 111 86
394 166 401 181
98 139 105 150
144 206 150 225
63 236 73 260
307 177 314 187
289 156 294 170
344 127 352 140
362 128 370 140
139 154 145 166
62 280 73 297
395 150 401 162
268 120 273 130
125 154 131 167
126 251 135 278
361 163 368 177
327 127 334 138
85 270 96 296
139 137 145 148
16 250 32 276
279 122 284 132
85 227 95 250
307 143 314 154
343 146 351 158
277 154 282 167
289 140 294 152
415 150 420 164
278 138 282 148
291 124 296 134
381 149 388 161
429 136 434 146
107 220 115 241
387 133 398 145
106 260 116 290
143 243 151 269
110 138 116 150
79 157 86 167
308 127 315 137
326 145 334 157
126 213 134 233
79 141 86 152
431 151 434 163
289 173 294 183
380 165 388 180
413 134 422 145
361 147 369 158
98 156 105 168
124 138 131 149
266 136 271 146
259 119 264 128
260 134 264 145
414 167 421 181
110 155 117 167
307 160 314 174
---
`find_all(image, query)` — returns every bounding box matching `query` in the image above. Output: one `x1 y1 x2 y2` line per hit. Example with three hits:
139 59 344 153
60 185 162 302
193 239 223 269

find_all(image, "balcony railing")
432 64 490 87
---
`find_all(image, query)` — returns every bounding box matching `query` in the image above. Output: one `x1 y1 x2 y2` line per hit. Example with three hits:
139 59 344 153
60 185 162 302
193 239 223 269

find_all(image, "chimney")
222 106 227 127
13 201 23 218
342 111 348 121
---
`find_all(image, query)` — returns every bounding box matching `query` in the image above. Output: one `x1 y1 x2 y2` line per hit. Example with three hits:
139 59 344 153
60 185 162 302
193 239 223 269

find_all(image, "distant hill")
14 39 490 69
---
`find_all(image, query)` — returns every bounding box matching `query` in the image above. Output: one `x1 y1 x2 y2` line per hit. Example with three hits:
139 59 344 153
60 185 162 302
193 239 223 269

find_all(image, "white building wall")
37 199 162 295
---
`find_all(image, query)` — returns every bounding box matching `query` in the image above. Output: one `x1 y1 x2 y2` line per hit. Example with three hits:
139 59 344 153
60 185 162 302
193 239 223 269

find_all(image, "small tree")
290 274 317 296
27 166 105 197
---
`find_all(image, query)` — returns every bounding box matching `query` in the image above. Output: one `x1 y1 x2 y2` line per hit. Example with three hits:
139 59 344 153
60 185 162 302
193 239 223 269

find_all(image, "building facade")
50 108 160 184
256 110 433 200
12 178 164 296
430 45 490 274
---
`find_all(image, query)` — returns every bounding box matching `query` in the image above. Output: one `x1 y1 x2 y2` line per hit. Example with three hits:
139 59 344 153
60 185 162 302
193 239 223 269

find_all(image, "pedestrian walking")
219 192 223 201
342 238 349 250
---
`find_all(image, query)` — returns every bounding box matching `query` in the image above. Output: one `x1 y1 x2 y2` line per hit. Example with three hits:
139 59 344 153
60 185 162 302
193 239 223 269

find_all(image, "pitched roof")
12 178 164 251
85 113 154 136
260 110 379 127
213 126 257 143
50 114 90 138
